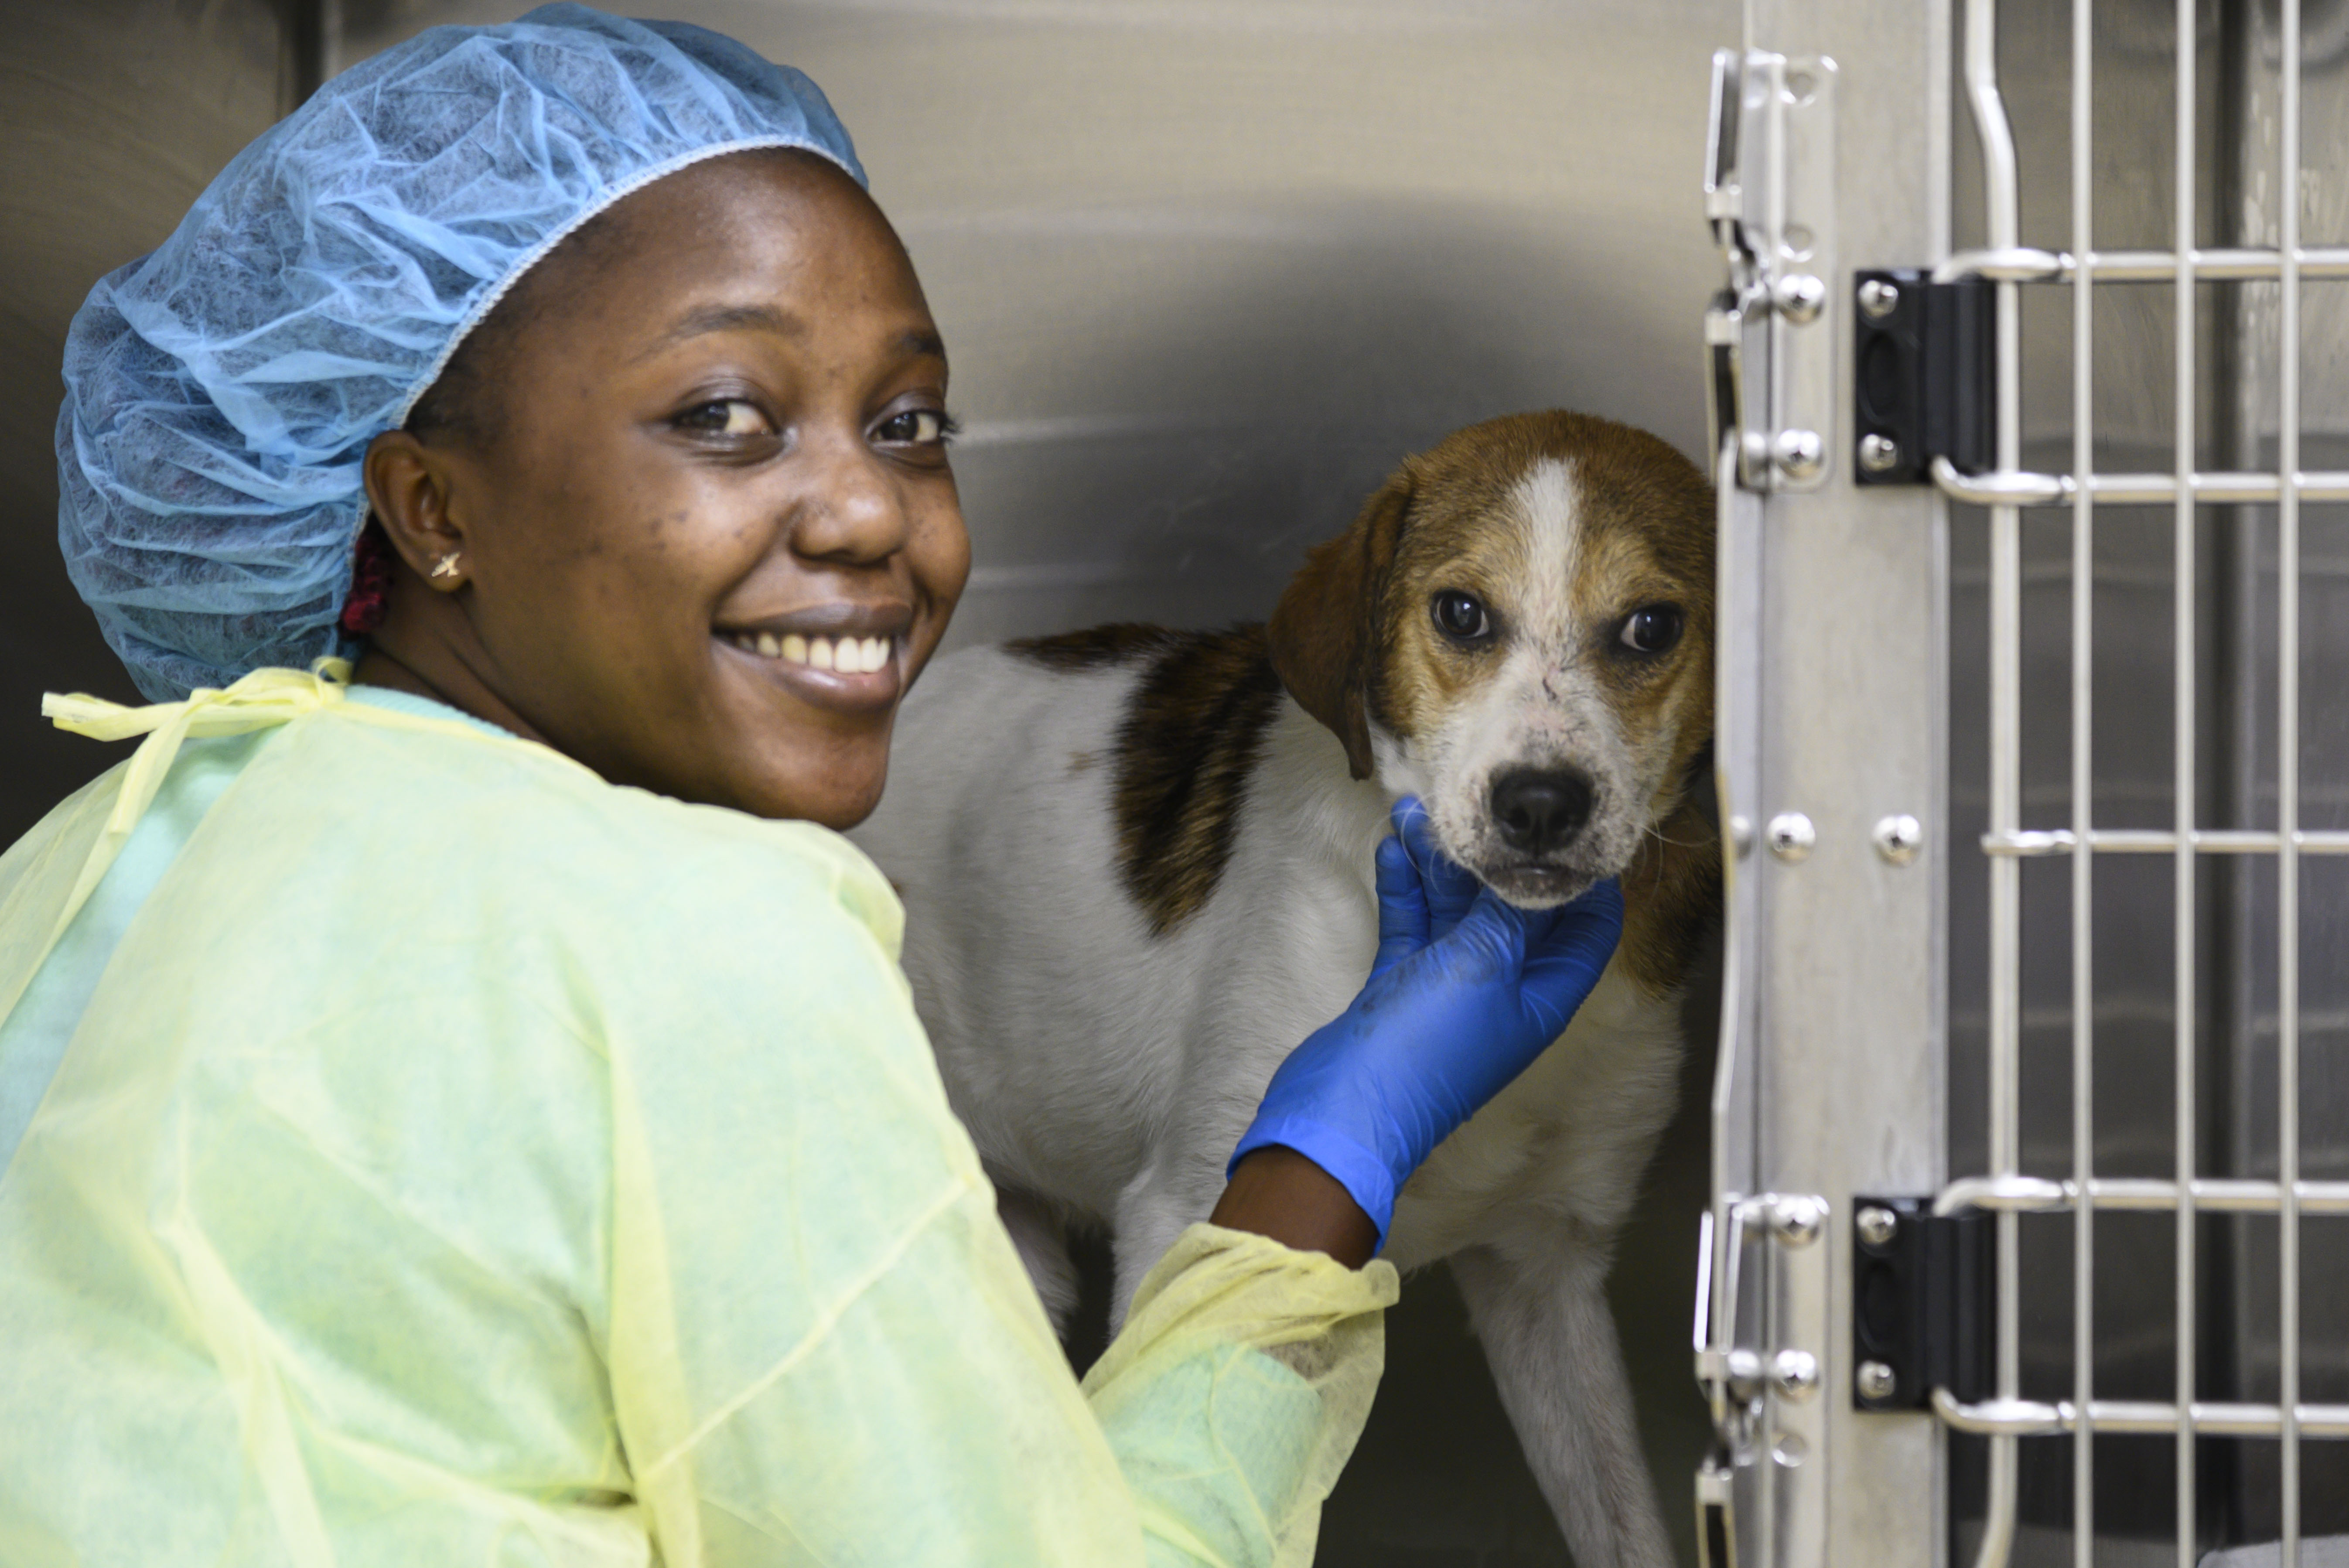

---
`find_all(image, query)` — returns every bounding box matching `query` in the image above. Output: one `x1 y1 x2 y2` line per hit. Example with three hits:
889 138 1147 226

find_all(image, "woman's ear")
1267 465 1413 781
362 429 470 592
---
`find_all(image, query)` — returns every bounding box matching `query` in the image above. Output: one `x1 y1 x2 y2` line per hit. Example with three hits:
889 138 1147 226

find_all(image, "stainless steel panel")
1711 1 1953 1564
0 0 300 842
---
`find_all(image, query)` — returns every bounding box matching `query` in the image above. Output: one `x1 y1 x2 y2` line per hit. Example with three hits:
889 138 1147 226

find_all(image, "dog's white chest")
1383 963 1685 1272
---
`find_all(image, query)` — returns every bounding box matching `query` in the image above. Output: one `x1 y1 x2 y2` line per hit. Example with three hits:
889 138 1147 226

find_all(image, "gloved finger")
1390 795 1482 936
1371 833 1431 979
1420 884 1536 987
1518 878 1626 1035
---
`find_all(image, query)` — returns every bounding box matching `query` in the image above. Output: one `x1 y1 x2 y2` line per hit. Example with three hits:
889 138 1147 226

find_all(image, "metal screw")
1728 814 1755 859
1771 1349 1821 1402
1856 1205 1899 1247
1766 812 1815 863
1725 1347 1765 1401
1858 277 1901 319
1766 1192 1827 1247
1773 428 1824 483
1872 813 1924 866
1857 1360 1899 1401
1858 432 1901 473
1772 1431 1809 1467
1773 272 1826 324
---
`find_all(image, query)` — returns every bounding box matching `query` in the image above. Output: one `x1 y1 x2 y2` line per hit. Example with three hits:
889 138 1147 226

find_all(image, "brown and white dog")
851 410 1719 1567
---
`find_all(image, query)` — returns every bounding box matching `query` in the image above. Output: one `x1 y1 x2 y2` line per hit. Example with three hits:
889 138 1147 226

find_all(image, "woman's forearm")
1207 1146 1379 1270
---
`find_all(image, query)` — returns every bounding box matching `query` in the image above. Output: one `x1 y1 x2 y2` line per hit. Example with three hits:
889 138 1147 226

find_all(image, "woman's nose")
789 434 912 564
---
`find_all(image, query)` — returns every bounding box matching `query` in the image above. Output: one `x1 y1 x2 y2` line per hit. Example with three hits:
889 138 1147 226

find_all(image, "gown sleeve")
596 822 1396 1568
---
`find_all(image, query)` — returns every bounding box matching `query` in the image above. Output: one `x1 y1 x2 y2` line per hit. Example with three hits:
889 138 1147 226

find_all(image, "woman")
0 8 1624 1565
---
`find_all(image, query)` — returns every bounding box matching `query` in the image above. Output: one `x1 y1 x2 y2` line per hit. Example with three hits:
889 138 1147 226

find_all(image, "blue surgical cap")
56 3 865 701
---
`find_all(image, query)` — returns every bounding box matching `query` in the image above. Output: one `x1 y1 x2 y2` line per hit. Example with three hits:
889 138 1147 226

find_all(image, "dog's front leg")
1106 1147 1231 1330
995 1185 1082 1339
1449 1237 1672 1568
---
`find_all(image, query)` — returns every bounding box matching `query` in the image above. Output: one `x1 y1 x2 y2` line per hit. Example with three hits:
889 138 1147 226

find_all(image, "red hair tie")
339 523 396 635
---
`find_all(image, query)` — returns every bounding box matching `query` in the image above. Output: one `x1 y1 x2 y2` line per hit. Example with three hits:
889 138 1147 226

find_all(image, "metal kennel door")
1698 1 2349 1565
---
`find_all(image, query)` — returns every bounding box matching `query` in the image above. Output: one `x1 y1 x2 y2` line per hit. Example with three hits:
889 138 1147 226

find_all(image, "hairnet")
56 3 865 701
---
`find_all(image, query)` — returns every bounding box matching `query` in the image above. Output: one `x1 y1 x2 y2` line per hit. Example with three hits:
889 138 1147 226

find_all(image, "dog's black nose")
1490 768 1595 855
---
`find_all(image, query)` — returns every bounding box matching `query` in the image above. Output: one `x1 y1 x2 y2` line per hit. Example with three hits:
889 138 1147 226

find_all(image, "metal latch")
1849 271 1996 485
1696 1445 1738 1568
1849 1195 1994 1410
1703 48 1838 492
1693 1193 1828 1441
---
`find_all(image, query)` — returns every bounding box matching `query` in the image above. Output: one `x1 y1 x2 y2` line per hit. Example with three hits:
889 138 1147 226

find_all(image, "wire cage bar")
2066 3 2094 1565
2276 0 2307 1559
1932 0 2328 1565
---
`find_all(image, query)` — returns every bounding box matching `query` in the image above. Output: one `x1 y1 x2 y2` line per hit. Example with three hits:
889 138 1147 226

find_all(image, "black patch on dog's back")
1016 623 1286 937
1008 623 1181 671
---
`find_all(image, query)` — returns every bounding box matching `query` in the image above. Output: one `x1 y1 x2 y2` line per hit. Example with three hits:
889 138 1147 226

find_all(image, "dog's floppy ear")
1268 465 1414 780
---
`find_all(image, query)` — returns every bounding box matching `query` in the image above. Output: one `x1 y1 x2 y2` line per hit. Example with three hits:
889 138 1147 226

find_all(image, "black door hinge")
1851 270 1995 485
1850 1195 1994 1411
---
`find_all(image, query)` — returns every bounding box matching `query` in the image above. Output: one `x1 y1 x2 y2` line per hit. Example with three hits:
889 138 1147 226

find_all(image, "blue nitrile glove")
1228 796 1626 1248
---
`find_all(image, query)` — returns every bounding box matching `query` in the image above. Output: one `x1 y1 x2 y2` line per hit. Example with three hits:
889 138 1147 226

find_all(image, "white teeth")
729 629 894 673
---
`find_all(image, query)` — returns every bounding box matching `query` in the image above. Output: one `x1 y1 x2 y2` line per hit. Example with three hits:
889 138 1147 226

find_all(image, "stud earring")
430 552 462 581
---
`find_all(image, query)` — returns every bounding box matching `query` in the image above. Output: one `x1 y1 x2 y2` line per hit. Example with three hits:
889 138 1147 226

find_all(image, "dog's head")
1269 411 1714 908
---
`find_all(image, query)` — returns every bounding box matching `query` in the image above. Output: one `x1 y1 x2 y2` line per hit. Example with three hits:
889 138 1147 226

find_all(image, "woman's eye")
875 408 955 446
1431 589 1493 644
676 399 772 437
1618 604 1685 655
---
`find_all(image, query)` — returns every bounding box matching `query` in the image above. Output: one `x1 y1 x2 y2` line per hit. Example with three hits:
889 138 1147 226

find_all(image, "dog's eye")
1618 604 1684 656
1431 590 1494 645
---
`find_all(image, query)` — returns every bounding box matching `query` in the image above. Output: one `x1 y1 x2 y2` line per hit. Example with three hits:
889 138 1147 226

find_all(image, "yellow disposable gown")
0 667 1396 1568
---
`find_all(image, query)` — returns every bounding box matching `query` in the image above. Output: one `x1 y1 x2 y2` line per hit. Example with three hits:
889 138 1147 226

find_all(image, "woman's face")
369 150 969 828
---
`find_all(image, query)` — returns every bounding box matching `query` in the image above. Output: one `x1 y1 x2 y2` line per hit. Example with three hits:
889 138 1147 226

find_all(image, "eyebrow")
637 303 809 361
635 306 948 367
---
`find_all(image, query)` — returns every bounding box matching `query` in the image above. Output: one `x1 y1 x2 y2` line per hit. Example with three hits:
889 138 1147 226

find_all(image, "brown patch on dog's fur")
1103 626 1287 936
1268 475 1413 779
1010 623 1180 671
1568 430 1717 734
1618 773 1723 997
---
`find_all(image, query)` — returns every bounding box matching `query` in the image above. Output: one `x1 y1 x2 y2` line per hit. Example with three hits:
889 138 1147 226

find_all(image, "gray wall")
4 3 1739 1561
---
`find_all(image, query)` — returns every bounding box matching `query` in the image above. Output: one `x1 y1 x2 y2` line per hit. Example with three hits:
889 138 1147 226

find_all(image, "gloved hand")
1227 795 1625 1248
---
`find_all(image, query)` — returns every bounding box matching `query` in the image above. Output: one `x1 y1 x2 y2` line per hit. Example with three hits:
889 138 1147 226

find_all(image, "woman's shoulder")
252 695 906 957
